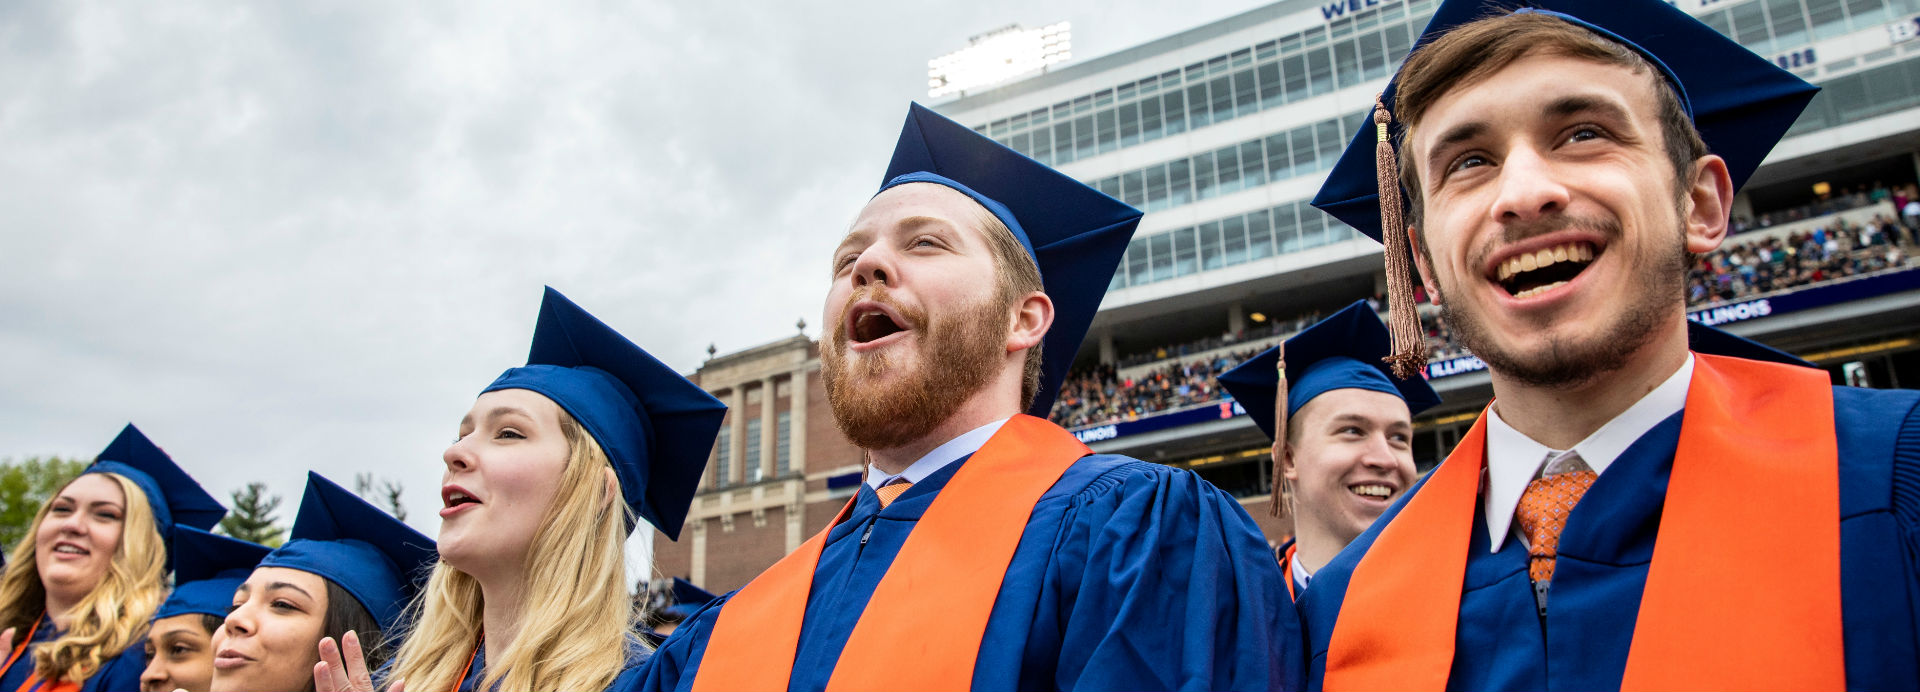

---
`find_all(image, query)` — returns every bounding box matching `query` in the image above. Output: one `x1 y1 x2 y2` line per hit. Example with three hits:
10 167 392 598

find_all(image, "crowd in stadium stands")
1690 213 1912 306
1113 313 1320 369
1054 349 1259 428
1048 183 1920 428
1731 182 1920 235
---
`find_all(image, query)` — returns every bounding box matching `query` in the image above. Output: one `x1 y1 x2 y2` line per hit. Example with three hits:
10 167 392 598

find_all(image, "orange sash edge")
1323 354 1844 692
16 673 78 692
1621 355 1843 691
1281 542 1298 602
690 497 855 692
692 414 1090 692
5 617 75 692
1324 409 1486 692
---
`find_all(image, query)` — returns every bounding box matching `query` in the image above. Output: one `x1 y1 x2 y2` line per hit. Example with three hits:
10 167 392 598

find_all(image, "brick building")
650 335 863 593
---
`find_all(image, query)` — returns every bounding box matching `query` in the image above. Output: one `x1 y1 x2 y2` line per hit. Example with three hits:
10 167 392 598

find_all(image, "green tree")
0 456 90 551
218 482 286 547
354 472 407 522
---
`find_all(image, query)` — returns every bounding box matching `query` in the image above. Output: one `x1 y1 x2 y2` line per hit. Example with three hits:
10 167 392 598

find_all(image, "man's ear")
1408 224 1443 305
1684 155 1734 254
1007 291 1053 354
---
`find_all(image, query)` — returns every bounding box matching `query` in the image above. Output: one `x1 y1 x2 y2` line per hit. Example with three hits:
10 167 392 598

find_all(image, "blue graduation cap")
256 473 436 631
1219 301 1441 443
662 577 717 619
1312 0 1819 243
85 424 225 538
154 526 269 622
482 287 728 540
879 103 1144 416
1687 321 1814 369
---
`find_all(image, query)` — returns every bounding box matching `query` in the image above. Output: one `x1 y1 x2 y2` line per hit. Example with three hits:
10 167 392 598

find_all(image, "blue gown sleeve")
1045 463 1288 692
1885 391 1920 685
626 593 732 692
1892 391 1920 570
601 636 654 692
78 640 147 692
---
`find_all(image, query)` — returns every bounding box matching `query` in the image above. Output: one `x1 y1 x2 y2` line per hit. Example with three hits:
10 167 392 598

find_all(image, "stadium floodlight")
928 22 1072 99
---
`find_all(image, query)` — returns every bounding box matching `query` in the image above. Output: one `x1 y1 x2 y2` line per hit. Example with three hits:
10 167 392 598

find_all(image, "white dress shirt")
1482 354 1695 552
1290 550 1313 592
864 418 1011 491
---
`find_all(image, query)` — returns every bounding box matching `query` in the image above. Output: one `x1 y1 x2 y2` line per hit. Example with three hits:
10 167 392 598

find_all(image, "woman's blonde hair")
388 407 639 692
0 472 167 683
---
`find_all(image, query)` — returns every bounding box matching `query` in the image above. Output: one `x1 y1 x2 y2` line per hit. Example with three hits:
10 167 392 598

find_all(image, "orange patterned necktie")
1514 469 1598 584
876 480 914 508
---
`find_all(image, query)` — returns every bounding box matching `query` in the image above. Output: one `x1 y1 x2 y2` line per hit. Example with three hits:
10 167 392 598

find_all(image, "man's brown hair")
1391 11 1709 231
975 208 1047 410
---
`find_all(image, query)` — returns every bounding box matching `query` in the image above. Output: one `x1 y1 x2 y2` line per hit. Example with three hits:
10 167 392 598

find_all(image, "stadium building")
654 0 1920 590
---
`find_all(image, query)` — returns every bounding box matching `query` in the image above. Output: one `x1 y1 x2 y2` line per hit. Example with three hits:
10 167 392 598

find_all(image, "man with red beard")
633 104 1290 692
1295 0 1920 690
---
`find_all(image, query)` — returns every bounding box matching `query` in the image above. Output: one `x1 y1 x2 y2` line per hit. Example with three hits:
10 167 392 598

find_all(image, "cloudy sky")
0 0 1266 572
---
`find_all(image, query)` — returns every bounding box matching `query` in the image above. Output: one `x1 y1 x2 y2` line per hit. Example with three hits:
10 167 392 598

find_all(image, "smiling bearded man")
632 104 1290 692
1293 1 1920 690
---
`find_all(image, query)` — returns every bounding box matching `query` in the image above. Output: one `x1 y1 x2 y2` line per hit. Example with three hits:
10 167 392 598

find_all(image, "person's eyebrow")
265 581 314 600
483 406 532 424
1424 120 1487 175
1543 93 1633 124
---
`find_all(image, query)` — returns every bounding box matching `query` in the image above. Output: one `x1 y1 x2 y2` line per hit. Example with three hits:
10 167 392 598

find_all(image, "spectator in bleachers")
1904 184 1920 231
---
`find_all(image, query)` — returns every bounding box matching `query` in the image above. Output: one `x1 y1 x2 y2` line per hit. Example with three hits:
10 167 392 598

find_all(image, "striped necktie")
876 479 913 508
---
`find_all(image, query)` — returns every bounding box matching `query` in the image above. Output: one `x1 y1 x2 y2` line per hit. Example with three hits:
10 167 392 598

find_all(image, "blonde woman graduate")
138 527 269 692
0 424 224 692
316 287 725 692
212 473 435 692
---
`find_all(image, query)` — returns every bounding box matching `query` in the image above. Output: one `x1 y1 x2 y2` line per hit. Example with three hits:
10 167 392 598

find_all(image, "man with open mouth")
1296 0 1920 690
635 104 1291 692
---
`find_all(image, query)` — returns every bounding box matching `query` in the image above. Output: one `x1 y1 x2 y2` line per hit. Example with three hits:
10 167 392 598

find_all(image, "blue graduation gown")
0 615 145 692
454 637 651 692
1298 386 1920 691
631 453 1290 692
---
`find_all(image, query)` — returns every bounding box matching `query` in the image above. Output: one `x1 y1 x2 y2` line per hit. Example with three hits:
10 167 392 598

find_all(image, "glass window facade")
1108 200 1357 290
744 418 762 483
1695 0 1920 61
713 428 731 489
776 411 792 478
977 0 1919 166
1787 57 1920 135
1089 110 1365 213
978 0 1440 164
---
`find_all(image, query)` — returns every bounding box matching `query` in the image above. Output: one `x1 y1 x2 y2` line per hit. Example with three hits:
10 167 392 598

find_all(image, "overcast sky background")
0 0 1268 577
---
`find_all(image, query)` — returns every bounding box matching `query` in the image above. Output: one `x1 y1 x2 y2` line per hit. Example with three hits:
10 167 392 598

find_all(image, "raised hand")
315 630 400 692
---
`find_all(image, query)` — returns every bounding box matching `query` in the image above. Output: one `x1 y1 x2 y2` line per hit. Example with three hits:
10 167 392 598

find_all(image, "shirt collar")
1482 353 1693 551
1290 550 1312 591
864 417 1011 490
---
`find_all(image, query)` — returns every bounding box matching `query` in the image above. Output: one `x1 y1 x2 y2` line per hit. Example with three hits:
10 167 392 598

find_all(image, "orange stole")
16 673 77 692
692 414 1092 692
1324 353 1844 691
1280 542 1299 603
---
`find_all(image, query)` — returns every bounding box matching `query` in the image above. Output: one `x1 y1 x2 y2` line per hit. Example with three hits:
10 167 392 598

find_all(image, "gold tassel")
1375 95 1428 380
1269 343 1288 518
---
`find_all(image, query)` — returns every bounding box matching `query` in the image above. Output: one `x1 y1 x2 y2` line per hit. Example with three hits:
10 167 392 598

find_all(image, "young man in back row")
1301 0 1920 689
